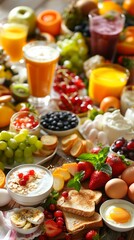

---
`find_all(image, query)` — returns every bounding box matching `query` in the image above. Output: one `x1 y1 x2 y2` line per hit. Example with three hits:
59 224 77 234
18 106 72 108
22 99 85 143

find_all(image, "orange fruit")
123 0 134 16
0 105 15 128
98 1 123 15
0 169 6 188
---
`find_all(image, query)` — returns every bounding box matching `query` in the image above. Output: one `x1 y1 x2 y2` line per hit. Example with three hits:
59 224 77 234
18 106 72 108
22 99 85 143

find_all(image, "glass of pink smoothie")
89 11 125 61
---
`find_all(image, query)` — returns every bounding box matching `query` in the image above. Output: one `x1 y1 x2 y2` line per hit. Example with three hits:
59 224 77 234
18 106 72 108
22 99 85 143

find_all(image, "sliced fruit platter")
0 0 134 240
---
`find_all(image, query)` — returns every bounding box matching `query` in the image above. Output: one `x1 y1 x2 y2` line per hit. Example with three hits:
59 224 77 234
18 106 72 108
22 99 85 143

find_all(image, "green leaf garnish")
67 171 85 191
77 146 110 169
100 163 112 176
42 190 59 209
104 11 118 21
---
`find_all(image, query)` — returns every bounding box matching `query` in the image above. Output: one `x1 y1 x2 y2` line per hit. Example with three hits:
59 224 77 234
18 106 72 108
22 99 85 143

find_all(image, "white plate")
99 199 134 232
5 147 57 169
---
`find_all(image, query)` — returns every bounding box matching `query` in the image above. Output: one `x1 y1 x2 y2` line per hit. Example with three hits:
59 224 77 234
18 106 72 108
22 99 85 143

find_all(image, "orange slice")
53 167 71 181
0 169 6 188
62 162 78 176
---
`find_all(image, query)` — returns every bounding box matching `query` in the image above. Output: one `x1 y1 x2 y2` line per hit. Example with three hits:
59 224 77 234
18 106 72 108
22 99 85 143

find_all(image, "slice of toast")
63 211 103 233
41 135 58 150
57 189 102 217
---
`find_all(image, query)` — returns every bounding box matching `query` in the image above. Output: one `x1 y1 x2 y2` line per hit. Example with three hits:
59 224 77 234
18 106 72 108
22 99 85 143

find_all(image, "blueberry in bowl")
40 110 80 137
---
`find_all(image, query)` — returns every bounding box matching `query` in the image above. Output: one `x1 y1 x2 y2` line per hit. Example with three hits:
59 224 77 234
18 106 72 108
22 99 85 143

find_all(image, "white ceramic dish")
5 147 57 169
6 164 53 206
100 199 134 232
41 125 79 137
9 207 44 235
40 111 80 137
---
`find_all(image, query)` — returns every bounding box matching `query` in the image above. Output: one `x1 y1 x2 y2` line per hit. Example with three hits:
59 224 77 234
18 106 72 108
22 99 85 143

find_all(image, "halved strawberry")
44 219 62 237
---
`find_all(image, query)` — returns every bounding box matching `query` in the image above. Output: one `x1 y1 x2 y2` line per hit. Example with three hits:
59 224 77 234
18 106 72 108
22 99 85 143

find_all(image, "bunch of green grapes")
0 129 43 168
57 32 89 74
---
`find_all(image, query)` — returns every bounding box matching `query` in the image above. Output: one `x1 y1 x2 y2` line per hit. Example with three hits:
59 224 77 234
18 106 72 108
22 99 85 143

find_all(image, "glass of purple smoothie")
89 11 125 61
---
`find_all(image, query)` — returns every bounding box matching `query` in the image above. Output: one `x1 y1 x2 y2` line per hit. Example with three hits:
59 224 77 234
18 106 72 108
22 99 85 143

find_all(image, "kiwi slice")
11 83 30 102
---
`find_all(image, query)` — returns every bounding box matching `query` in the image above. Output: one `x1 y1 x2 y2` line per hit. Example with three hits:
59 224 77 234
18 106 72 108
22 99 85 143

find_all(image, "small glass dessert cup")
9 111 40 136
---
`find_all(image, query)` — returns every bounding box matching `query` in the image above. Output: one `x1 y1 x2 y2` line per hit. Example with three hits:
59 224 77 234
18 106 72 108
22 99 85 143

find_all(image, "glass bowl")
9 111 40 136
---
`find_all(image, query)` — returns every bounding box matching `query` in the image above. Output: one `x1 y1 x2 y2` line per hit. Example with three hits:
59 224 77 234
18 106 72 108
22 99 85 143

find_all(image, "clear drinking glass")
0 21 28 62
23 41 60 110
89 11 125 61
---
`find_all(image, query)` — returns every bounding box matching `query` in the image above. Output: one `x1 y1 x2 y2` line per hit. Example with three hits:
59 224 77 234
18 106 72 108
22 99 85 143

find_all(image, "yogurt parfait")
6 164 53 206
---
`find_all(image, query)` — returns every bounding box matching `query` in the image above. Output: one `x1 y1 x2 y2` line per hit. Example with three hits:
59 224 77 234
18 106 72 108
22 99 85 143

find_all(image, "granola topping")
7 166 51 196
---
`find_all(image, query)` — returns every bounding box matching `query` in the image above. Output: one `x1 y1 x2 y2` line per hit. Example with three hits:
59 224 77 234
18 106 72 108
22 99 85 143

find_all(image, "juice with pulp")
0 23 28 62
89 13 125 61
89 65 129 104
24 44 59 98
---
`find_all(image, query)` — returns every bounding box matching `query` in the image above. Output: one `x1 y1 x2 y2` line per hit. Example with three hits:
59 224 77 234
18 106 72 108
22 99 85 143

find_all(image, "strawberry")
77 161 94 181
85 230 100 240
44 219 62 237
89 170 111 190
105 153 128 177
90 146 101 154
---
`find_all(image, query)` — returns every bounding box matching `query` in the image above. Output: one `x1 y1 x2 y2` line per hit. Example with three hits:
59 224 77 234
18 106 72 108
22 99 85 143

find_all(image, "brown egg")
105 178 128 199
121 166 134 186
128 183 134 203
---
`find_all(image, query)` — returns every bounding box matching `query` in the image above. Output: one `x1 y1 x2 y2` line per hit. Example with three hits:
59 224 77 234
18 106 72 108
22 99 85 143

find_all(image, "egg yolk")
109 207 131 223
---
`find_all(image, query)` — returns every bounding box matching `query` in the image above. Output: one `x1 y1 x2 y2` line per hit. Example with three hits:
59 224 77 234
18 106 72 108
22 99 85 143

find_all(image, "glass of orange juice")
89 64 129 104
23 41 60 109
0 22 28 62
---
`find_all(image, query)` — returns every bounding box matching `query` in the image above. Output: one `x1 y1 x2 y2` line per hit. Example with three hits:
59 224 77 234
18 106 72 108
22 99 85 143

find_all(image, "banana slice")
10 212 26 228
23 221 32 230
26 208 44 225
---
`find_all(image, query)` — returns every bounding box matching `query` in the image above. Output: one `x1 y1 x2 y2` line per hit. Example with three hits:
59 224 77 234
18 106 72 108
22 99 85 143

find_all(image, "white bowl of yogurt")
6 164 53 206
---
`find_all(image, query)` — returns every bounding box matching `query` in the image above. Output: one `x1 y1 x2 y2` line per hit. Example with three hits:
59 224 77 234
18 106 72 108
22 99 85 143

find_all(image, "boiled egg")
104 203 133 227
0 189 11 207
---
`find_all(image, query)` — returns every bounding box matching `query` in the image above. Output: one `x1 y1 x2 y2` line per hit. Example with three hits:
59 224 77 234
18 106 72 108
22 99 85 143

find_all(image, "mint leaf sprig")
67 147 112 192
77 146 112 176
77 146 110 169
67 171 85 192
